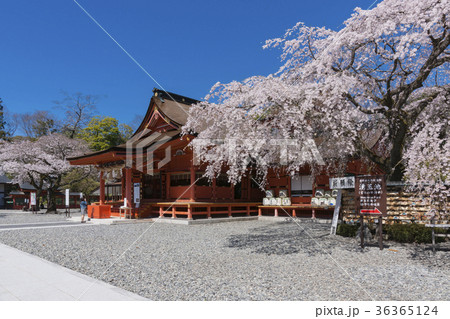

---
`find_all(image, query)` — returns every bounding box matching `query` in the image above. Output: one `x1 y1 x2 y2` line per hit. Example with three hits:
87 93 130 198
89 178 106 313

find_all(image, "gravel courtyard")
0 213 448 300
0 210 81 225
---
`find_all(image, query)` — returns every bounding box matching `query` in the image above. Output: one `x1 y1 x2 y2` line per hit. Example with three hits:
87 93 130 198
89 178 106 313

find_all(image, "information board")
133 183 140 204
355 175 387 216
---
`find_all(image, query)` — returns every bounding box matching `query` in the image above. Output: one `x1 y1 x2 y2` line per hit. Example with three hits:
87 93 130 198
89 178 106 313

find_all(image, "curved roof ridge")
131 89 199 138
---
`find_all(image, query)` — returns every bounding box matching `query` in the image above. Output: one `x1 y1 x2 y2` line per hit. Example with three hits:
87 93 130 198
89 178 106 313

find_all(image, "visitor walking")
80 197 88 223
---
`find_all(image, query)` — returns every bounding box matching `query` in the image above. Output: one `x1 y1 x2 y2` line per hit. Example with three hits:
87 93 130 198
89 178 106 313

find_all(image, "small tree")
0 98 15 140
14 111 59 139
60 167 100 200
0 98 6 140
0 134 89 212
78 116 133 151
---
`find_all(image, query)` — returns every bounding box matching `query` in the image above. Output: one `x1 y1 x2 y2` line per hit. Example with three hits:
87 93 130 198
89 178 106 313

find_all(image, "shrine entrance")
142 173 161 200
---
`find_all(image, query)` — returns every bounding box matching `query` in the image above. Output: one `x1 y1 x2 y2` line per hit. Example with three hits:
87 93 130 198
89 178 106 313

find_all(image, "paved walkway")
0 243 147 300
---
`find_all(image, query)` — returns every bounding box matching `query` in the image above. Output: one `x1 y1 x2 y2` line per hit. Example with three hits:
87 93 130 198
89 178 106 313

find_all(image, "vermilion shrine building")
69 89 379 220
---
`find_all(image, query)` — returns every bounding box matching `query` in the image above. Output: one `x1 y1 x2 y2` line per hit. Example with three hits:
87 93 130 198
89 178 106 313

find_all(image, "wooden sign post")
329 176 356 235
355 175 387 250
330 190 342 235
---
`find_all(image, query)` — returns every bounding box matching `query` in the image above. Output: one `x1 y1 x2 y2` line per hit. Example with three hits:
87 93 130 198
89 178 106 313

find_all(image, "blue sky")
0 0 377 131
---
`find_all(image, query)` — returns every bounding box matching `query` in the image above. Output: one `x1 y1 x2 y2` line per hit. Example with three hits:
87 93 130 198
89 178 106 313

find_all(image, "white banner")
65 189 70 207
30 192 36 206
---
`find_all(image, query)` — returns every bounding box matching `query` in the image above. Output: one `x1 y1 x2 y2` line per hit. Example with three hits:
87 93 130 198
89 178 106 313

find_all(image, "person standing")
80 197 88 223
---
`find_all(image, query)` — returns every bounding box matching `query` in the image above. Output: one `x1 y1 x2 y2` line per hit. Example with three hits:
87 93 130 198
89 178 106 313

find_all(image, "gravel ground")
0 218 448 301
0 210 81 224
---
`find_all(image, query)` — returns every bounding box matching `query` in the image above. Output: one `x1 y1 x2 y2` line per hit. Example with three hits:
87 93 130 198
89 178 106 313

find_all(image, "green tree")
119 123 134 141
78 116 133 151
61 167 100 200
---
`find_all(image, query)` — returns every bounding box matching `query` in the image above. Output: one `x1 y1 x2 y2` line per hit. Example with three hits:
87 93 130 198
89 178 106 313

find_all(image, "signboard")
133 183 140 204
65 189 70 207
330 176 355 189
355 175 386 250
30 192 36 206
355 175 387 216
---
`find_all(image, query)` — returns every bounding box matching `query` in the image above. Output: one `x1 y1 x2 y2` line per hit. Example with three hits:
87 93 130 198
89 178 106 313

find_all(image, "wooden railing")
258 204 335 219
154 202 260 220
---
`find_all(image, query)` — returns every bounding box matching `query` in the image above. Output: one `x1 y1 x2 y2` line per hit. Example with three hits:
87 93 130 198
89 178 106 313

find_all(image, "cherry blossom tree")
183 0 450 202
404 122 449 213
0 134 89 212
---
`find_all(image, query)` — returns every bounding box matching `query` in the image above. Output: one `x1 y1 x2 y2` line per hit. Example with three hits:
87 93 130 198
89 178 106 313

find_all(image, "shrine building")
68 89 379 220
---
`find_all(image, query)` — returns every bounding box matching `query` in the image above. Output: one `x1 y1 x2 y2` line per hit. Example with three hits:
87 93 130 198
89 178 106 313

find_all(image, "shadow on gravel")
226 220 360 256
406 243 450 269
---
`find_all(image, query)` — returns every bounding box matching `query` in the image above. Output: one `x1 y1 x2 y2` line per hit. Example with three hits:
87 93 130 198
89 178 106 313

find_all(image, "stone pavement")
0 243 147 301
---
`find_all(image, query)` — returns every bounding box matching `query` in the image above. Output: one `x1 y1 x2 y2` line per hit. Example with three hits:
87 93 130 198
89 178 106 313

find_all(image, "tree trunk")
46 188 57 213
35 189 42 212
387 121 408 182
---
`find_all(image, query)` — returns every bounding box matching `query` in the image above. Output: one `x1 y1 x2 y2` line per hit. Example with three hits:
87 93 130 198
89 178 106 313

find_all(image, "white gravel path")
0 217 448 300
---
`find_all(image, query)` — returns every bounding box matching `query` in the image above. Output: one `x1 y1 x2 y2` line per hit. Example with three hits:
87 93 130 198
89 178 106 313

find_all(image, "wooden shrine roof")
68 89 199 166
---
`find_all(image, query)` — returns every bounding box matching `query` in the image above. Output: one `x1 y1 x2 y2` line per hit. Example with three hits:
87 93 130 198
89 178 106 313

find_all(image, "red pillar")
125 168 132 208
172 207 176 219
190 164 196 202
121 168 126 201
247 176 251 201
100 171 105 204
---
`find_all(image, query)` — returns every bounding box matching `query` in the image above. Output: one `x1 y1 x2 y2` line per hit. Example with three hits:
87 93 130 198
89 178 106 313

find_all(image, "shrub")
385 223 447 244
337 222 448 244
337 223 359 237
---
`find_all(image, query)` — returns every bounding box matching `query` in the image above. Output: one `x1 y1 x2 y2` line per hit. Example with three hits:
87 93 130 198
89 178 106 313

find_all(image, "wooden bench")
425 221 450 253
